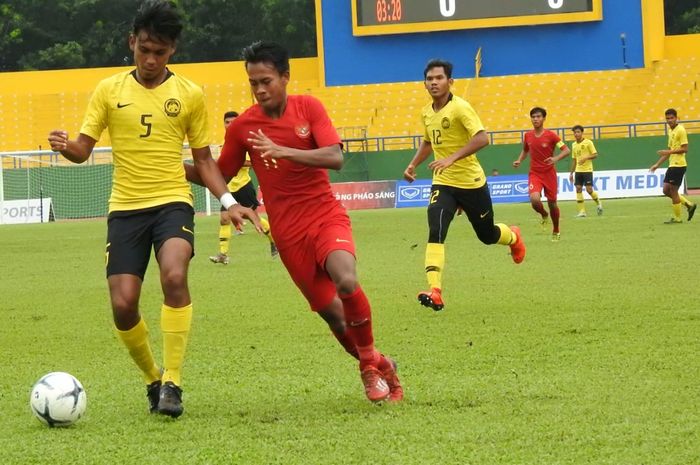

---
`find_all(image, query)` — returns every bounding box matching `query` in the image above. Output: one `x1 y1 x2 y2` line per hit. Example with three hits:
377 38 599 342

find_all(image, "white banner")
554 168 682 200
0 198 53 224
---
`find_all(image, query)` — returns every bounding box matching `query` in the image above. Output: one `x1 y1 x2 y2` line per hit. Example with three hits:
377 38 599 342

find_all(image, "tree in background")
0 0 316 71
665 0 700 34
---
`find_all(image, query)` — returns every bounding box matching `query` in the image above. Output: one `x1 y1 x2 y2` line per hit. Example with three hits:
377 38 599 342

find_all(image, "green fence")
337 134 700 187
2 134 697 220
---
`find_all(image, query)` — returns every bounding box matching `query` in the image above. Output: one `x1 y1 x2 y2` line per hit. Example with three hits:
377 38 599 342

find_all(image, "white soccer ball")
29 372 87 427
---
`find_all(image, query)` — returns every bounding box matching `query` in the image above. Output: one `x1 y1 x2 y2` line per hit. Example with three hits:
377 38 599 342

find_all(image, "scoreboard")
352 0 602 36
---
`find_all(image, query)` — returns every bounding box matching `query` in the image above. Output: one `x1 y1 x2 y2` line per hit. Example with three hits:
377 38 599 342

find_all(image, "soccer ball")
29 372 87 427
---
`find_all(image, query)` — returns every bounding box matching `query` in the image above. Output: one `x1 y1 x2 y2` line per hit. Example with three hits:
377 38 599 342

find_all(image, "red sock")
377 354 392 372
339 286 379 368
550 205 560 233
532 201 548 217
331 329 359 360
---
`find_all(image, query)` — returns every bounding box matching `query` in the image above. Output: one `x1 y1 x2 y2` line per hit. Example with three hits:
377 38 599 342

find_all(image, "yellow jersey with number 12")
421 94 486 189
80 70 211 213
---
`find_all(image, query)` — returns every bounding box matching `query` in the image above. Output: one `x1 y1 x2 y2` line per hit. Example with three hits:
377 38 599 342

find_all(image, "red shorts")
277 213 355 312
529 170 558 201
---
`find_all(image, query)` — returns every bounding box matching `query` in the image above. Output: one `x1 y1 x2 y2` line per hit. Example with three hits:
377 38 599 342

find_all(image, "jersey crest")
295 123 311 139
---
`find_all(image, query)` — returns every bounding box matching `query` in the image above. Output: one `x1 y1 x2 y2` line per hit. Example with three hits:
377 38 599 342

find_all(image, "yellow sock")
590 191 600 204
161 303 193 386
260 217 274 244
672 202 682 220
219 224 232 254
425 243 445 290
679 195 691 207
116 318 161 384
495 223 515 245
576 192 585 213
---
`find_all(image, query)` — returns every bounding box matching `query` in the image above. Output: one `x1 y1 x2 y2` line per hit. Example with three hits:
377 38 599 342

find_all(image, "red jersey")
523 129 563 174
217 95 344 250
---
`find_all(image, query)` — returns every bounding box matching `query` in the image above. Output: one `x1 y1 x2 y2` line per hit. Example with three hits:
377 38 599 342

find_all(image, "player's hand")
248 130 282 166
227 205 263 233
657 149 670 157
569 173 574 182
649 164 658 173
428 157 454 175
403 165 416 182
544 157 555 165
48 130 69 152
512 160 521 168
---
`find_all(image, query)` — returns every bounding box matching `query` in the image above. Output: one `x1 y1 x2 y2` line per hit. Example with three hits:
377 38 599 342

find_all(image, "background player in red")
186 41 402 403
513 107 570 241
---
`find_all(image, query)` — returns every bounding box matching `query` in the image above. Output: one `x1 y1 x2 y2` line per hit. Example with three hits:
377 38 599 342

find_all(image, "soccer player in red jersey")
513 107 570 241
186 42 402 403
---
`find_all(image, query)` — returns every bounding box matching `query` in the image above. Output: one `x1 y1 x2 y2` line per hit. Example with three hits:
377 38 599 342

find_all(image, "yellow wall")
641 0 666 66
0 58 319 152
664 34 700 58
0 57 319 94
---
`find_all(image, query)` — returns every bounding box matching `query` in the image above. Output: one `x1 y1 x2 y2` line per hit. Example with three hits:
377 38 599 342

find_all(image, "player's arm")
404 139 433 182
513 147 528 168
248 129 343 170
551 141 570 164
568 153 576 181
657 144 688 157
650 152 672 172
47 131 96 164
190 145 261 231
428 130 489 173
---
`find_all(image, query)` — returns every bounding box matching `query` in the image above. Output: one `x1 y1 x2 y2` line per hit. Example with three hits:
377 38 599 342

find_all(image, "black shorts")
429 184 494 222
427 184 497 244
663 167 686 186
106 202 195 279
220 181 260 211
574 172 594 186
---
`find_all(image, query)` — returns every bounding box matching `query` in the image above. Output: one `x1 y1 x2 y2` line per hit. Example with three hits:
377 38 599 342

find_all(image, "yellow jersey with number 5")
421 94 486 189
80 70 211 212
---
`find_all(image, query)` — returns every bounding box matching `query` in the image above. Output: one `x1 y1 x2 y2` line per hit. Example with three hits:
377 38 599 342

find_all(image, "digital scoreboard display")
352 0 602 36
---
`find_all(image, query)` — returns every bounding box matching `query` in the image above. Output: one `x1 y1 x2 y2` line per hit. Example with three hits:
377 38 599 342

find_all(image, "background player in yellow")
650 108 697 223
210 111 277 265
403 59 525 312
47 0 258 418
568 125 603 218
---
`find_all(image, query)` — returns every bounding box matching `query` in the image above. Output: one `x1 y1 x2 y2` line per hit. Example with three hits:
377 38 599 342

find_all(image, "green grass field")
1 196 698 465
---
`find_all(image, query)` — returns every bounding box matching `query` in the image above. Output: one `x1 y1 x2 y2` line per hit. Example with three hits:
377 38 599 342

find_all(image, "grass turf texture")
1 196 698 465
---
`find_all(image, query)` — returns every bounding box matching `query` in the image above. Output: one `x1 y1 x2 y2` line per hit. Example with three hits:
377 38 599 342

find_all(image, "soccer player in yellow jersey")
650 108 697 223
403 59 525 312
47 1 259 418
568 125 603 218
209 111 277 265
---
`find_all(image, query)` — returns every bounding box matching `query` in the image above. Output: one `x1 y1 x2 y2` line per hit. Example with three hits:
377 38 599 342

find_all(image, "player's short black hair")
132 0 182 43
424 59 453 79
530 107 547 118
665 108 678 117
242 41 290 75
224 111 239 120
571 125 584 132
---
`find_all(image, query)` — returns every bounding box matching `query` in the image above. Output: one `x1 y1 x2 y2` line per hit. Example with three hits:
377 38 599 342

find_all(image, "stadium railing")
339 119 700 151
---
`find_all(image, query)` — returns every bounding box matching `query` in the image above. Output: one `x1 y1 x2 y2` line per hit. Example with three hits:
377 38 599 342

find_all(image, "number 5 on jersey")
140 114 152 138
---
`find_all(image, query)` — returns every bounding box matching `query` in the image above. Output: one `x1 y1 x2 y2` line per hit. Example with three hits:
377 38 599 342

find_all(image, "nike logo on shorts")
480 211 490 218
181 225 194 235
335 238 350 243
